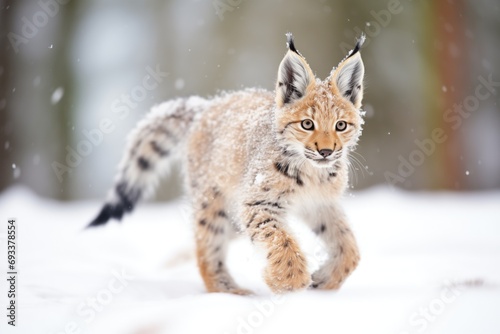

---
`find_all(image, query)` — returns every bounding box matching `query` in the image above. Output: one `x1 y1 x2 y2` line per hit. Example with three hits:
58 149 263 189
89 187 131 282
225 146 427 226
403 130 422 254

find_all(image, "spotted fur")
89 33 366 294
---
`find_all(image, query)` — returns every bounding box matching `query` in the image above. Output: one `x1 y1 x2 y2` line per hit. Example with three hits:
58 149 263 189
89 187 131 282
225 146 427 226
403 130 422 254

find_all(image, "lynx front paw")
311 253 359 290
205 276 254 295
209 286 254 296
311 269 343 290
264 239 310 293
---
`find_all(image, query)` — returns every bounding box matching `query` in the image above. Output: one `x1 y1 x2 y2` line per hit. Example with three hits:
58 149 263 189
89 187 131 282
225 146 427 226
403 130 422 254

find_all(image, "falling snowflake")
175 79 185 90
12 163 21 179
51 87 64 105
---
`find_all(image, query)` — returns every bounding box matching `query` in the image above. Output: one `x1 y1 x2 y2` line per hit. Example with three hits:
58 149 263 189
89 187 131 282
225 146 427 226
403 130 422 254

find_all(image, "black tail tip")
86 203 125 229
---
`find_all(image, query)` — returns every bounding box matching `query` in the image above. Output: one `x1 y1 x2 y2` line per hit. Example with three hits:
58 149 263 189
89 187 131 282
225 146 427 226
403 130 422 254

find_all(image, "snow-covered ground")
0 186 499 334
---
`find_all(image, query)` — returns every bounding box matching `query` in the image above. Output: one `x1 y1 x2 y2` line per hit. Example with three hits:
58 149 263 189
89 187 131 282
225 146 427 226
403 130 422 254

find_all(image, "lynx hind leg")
194 188 251 295
306 205 360 290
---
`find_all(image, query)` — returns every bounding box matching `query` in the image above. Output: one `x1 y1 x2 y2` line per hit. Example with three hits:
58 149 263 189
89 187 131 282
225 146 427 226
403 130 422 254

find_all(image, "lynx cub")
89 33 366 294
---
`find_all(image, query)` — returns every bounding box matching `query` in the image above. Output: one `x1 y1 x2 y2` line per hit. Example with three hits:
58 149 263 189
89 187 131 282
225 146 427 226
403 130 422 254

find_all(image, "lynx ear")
275 33 315 107
331 35 365 109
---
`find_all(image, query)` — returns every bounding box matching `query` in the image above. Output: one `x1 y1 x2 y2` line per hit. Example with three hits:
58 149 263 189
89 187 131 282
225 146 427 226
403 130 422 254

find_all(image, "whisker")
346 157 359 186
346 150 372 186
350 151 373 176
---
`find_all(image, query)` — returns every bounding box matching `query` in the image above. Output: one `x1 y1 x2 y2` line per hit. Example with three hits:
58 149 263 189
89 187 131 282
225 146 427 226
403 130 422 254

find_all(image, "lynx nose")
318 149 333 158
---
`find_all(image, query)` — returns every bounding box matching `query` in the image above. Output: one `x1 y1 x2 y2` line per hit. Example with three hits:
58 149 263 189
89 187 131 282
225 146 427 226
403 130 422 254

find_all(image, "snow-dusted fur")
90 33 366 294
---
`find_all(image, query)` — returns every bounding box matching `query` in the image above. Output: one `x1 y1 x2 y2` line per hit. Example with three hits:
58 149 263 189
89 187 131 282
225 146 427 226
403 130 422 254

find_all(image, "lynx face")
275 34 365 169
276 84 362 169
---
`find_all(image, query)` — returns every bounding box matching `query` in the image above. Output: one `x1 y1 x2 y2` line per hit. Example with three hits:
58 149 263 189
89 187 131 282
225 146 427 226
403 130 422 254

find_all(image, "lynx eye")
301 119 315 131
335 120 347 132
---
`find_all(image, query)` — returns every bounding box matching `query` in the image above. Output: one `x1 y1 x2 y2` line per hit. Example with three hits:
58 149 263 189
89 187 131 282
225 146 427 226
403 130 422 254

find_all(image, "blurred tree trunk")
435 0 467 190
53 0 79 199
2 0 78 199
0 0 14 191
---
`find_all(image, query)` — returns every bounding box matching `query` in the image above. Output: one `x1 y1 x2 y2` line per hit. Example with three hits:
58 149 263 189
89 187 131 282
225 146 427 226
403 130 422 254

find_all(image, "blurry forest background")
0 0 499 201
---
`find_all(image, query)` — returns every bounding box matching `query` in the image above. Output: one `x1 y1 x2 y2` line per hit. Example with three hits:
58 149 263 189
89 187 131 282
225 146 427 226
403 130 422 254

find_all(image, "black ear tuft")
286 32 301 56
276 33 315 107
331 35 366 109
347 34 366 59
